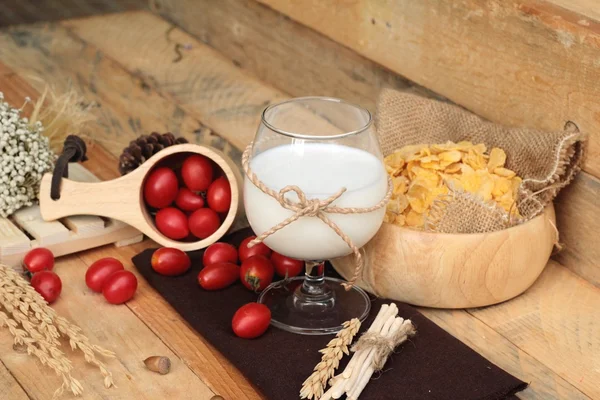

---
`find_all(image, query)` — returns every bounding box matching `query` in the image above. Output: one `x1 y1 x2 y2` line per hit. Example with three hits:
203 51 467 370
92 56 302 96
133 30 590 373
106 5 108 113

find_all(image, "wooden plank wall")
1 5 598 398
255 0 600 173
0 0 146 27
150 0 438 112
152 0 600 288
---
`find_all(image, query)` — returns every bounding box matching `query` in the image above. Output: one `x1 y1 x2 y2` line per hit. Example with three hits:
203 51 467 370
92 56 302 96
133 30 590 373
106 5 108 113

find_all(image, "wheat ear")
300 318 361 399
0 294 83 399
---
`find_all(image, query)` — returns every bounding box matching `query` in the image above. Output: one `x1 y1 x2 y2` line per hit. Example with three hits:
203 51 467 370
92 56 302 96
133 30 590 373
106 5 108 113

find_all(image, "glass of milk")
245 97 387 335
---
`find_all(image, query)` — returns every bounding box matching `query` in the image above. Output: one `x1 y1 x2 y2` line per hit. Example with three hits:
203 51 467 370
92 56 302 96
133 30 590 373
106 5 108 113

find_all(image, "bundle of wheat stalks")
0 264 115 399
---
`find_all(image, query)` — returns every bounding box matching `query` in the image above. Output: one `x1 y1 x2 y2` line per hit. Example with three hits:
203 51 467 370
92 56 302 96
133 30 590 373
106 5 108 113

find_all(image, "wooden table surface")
0 10 599 400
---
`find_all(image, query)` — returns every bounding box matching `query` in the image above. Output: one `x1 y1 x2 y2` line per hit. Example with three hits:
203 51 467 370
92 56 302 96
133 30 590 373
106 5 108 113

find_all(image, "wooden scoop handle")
39 172 142 227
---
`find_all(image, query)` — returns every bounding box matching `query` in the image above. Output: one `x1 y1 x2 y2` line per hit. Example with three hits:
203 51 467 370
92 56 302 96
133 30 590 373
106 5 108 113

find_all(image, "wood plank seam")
0 359 32 400
467 261 600 398
419 307 592 400
465 308 591 399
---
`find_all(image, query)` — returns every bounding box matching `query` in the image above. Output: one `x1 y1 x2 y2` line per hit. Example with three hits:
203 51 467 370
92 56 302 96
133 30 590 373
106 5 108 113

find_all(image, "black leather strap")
50 135 88 200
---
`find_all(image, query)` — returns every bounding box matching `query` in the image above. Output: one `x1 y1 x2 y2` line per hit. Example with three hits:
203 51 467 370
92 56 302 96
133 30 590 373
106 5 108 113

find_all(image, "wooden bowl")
39 144 243 251
331 204 556 308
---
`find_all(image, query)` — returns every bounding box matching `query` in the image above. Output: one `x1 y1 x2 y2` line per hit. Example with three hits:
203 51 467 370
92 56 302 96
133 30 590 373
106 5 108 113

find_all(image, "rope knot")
351 332 396 355
351 320 417 371
276 185 343 217
302 198 321 217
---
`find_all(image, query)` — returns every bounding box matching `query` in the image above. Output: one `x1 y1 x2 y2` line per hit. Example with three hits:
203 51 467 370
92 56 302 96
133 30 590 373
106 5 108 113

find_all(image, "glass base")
257 277 371 335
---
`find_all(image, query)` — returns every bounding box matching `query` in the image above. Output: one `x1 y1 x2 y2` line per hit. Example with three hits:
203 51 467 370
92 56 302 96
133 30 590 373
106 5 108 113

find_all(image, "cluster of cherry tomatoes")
198 236 303 292
23 248 61 304
22 249 138 305
85 258 138 304
144 154 231 241
149 235 304 339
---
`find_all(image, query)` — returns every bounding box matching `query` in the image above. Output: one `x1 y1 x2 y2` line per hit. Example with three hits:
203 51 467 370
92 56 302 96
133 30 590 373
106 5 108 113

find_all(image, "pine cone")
118 132 188 175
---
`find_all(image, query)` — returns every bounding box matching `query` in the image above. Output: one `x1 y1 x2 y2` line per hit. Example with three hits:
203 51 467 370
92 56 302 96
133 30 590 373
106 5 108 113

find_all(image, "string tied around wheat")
242 142 392 289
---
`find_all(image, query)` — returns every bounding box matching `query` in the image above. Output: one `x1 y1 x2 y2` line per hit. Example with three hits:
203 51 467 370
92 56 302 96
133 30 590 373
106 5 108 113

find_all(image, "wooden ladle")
39 144 243 251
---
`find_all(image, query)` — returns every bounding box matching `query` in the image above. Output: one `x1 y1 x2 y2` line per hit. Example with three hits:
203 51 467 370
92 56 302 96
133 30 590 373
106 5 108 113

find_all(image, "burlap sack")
376 89 586 233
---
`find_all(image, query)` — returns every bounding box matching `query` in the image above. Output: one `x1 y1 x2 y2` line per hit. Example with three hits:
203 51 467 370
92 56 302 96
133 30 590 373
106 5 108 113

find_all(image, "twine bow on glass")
242 143 392 289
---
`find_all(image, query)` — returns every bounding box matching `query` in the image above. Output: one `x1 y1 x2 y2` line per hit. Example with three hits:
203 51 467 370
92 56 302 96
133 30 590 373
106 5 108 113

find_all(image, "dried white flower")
0 92 55 217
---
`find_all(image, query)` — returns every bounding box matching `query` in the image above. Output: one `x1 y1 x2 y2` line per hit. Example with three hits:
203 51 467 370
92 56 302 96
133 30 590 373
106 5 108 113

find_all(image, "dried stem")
27 83 96 153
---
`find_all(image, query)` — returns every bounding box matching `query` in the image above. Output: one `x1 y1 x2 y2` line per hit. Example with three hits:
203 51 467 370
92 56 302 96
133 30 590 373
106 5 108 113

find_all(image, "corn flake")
487 148 506 171
394 214 406 226
439 150 462 164
392 176 409 196
405 209 424 227
386 194 409 215
494 167 516 178
444 162 462 174
384 153 405 168
384 141 522 229
463 149 487 170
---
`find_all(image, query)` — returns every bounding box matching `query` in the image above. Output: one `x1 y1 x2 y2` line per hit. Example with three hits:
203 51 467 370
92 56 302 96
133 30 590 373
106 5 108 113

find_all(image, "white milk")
244 142 387 260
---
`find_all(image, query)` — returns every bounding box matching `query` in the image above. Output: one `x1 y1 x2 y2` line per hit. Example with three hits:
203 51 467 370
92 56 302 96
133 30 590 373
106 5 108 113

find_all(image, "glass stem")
301 261 327 296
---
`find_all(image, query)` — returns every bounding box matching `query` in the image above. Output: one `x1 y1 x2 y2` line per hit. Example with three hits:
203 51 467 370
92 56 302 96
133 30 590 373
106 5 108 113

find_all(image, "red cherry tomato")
23 248 54 273
271 252 304 278
240 255 274 292
203 242 238 266
144 167 179 208
198 262 239 290
31 271 62 304
85 257 124 293
151 248 191 276
188 208 220 239
232 303 271 339
175 188 205 212
206 177 231 213
155 207 189 240
239 236 272 262
181 154 214 191
102 270 138 304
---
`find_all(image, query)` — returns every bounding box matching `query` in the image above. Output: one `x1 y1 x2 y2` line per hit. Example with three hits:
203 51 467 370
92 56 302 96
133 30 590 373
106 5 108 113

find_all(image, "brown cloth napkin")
132 228 527 400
